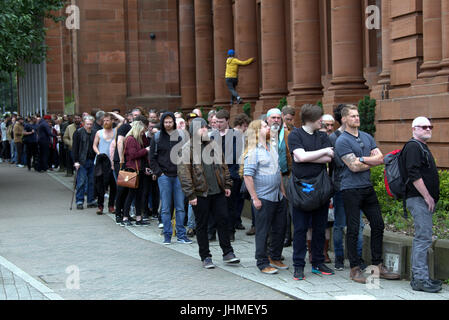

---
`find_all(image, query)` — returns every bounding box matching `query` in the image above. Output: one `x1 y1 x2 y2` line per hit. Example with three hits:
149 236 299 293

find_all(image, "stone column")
378 0 392 84
194 0 214 106
255 0 288 115
328 0 367 90
234 0 259 102
322 0 368 112
213 0 234 107
419 0 442 78
439 0 449 75
288 0 323 107
179 0 197 110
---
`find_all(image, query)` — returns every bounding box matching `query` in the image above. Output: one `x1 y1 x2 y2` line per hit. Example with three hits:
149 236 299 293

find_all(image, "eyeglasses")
414 125 433 130
355 137 365 149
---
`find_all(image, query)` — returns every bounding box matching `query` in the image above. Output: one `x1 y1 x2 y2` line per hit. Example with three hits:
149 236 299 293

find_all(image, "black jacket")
72 127 95 166
94 153 112 197
149 112 182 177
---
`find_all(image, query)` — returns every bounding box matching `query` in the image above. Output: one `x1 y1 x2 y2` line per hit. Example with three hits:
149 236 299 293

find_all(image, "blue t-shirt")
335 130 377 191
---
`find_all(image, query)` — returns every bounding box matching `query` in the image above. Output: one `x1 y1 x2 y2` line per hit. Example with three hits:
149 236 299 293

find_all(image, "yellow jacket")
225 57 254 78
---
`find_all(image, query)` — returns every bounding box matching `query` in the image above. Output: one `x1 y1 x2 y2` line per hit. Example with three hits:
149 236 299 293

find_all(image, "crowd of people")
0 103 442 293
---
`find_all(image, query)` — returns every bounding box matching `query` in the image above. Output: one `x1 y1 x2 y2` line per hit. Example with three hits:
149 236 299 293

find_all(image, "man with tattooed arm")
335 105 400 284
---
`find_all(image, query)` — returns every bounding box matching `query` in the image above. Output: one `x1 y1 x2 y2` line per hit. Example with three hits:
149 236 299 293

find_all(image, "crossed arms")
340 148 384 172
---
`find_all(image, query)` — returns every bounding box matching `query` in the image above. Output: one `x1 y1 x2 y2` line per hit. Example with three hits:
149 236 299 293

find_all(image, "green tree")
358 96 376 137
0 0 65 77
276 97 287 111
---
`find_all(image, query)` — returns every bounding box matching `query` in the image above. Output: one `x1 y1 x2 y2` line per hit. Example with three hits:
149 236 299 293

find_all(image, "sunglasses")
415 125 433 130
355 137 365 149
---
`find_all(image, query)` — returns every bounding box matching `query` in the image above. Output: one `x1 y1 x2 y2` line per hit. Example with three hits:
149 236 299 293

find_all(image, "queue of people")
0 103 442 293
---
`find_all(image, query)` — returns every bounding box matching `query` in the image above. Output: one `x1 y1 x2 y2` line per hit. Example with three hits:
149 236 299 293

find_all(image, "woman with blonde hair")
242 120 288 274
120 119 151 226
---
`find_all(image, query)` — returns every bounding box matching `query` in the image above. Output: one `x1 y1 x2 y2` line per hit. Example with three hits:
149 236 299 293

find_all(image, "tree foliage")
358 95 376 137
0 0 65 78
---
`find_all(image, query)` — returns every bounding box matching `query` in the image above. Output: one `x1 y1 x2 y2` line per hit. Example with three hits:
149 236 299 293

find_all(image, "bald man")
401 117 441 293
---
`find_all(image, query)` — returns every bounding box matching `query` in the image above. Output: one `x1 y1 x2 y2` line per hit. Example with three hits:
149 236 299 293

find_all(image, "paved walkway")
0 163 448 300
46 168 449 300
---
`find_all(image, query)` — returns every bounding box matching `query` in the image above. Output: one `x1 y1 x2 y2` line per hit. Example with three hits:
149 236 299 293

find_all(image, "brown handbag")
117 138 139 189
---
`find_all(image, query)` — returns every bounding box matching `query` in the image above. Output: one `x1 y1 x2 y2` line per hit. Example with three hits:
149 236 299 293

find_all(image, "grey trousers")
406 196 434 280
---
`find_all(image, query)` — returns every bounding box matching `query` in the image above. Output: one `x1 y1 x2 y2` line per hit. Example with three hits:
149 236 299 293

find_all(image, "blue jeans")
76 159 95 205
10 140 17 163
158 175 186 239
187 204 196 229
333 191 365 258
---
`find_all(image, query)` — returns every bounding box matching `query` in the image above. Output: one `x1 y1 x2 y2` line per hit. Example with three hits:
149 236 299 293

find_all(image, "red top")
124 135 149 171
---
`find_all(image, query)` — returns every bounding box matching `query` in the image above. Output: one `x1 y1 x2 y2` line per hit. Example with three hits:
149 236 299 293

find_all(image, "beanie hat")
227 49 235 56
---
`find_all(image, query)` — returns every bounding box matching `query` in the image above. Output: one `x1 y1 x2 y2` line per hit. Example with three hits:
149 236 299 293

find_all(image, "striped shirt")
243 143 283 202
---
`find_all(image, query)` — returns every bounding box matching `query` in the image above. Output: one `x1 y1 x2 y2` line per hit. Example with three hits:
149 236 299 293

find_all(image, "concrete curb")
0 255 64 300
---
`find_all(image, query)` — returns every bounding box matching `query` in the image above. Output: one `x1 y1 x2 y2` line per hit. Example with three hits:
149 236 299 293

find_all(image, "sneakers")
177 237 193 244
96 206 103 215
410 278 442 293
120 220 133 227
246 226 256 236
135 220 150 226
334 256 345 271
163 235 171 245
115 215 123 224
261 266 278 274
293 267 305 280
186 228 195 237
158 223 164 229
236 97 242 104
350 266 367 284
235 224 245 230
76 204 83 210
269 258 288 270
223 252 240 264
312 264 335 275
203 257 215 269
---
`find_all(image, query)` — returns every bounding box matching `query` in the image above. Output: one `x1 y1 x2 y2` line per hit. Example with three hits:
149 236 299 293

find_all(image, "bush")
243 103 251 118
358 96 376 137
370 165 449 239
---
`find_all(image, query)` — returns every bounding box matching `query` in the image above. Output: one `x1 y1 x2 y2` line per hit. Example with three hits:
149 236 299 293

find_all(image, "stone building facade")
35 0 449 166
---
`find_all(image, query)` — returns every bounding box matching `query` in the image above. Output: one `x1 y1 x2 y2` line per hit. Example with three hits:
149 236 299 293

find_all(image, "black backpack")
383 139 429 218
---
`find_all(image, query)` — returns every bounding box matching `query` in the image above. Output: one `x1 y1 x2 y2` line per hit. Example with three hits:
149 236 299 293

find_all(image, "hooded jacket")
149 112 183 177
225 57 254 78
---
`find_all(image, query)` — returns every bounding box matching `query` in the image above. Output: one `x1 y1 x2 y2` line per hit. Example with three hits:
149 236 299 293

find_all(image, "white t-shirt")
1 122 7 142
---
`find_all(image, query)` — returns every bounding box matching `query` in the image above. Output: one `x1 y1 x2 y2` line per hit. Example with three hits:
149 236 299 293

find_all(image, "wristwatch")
359 157 365 163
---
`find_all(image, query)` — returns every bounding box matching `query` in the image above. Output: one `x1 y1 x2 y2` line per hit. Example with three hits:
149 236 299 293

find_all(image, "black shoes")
334 256 345 271
293 267 305 281
410 278 442 293
135 220 150 226
76 204 83 210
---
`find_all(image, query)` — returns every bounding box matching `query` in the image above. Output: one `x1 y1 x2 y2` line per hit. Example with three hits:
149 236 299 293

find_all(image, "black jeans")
1 141 10 160
114 162 129 218
253 198 287 270
123 171 145 217
24 142 38 170
38 142 49 171
97 171 117 208
15 142 23 165
342 187 385 268
292 202 329 268
193 193 234 261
